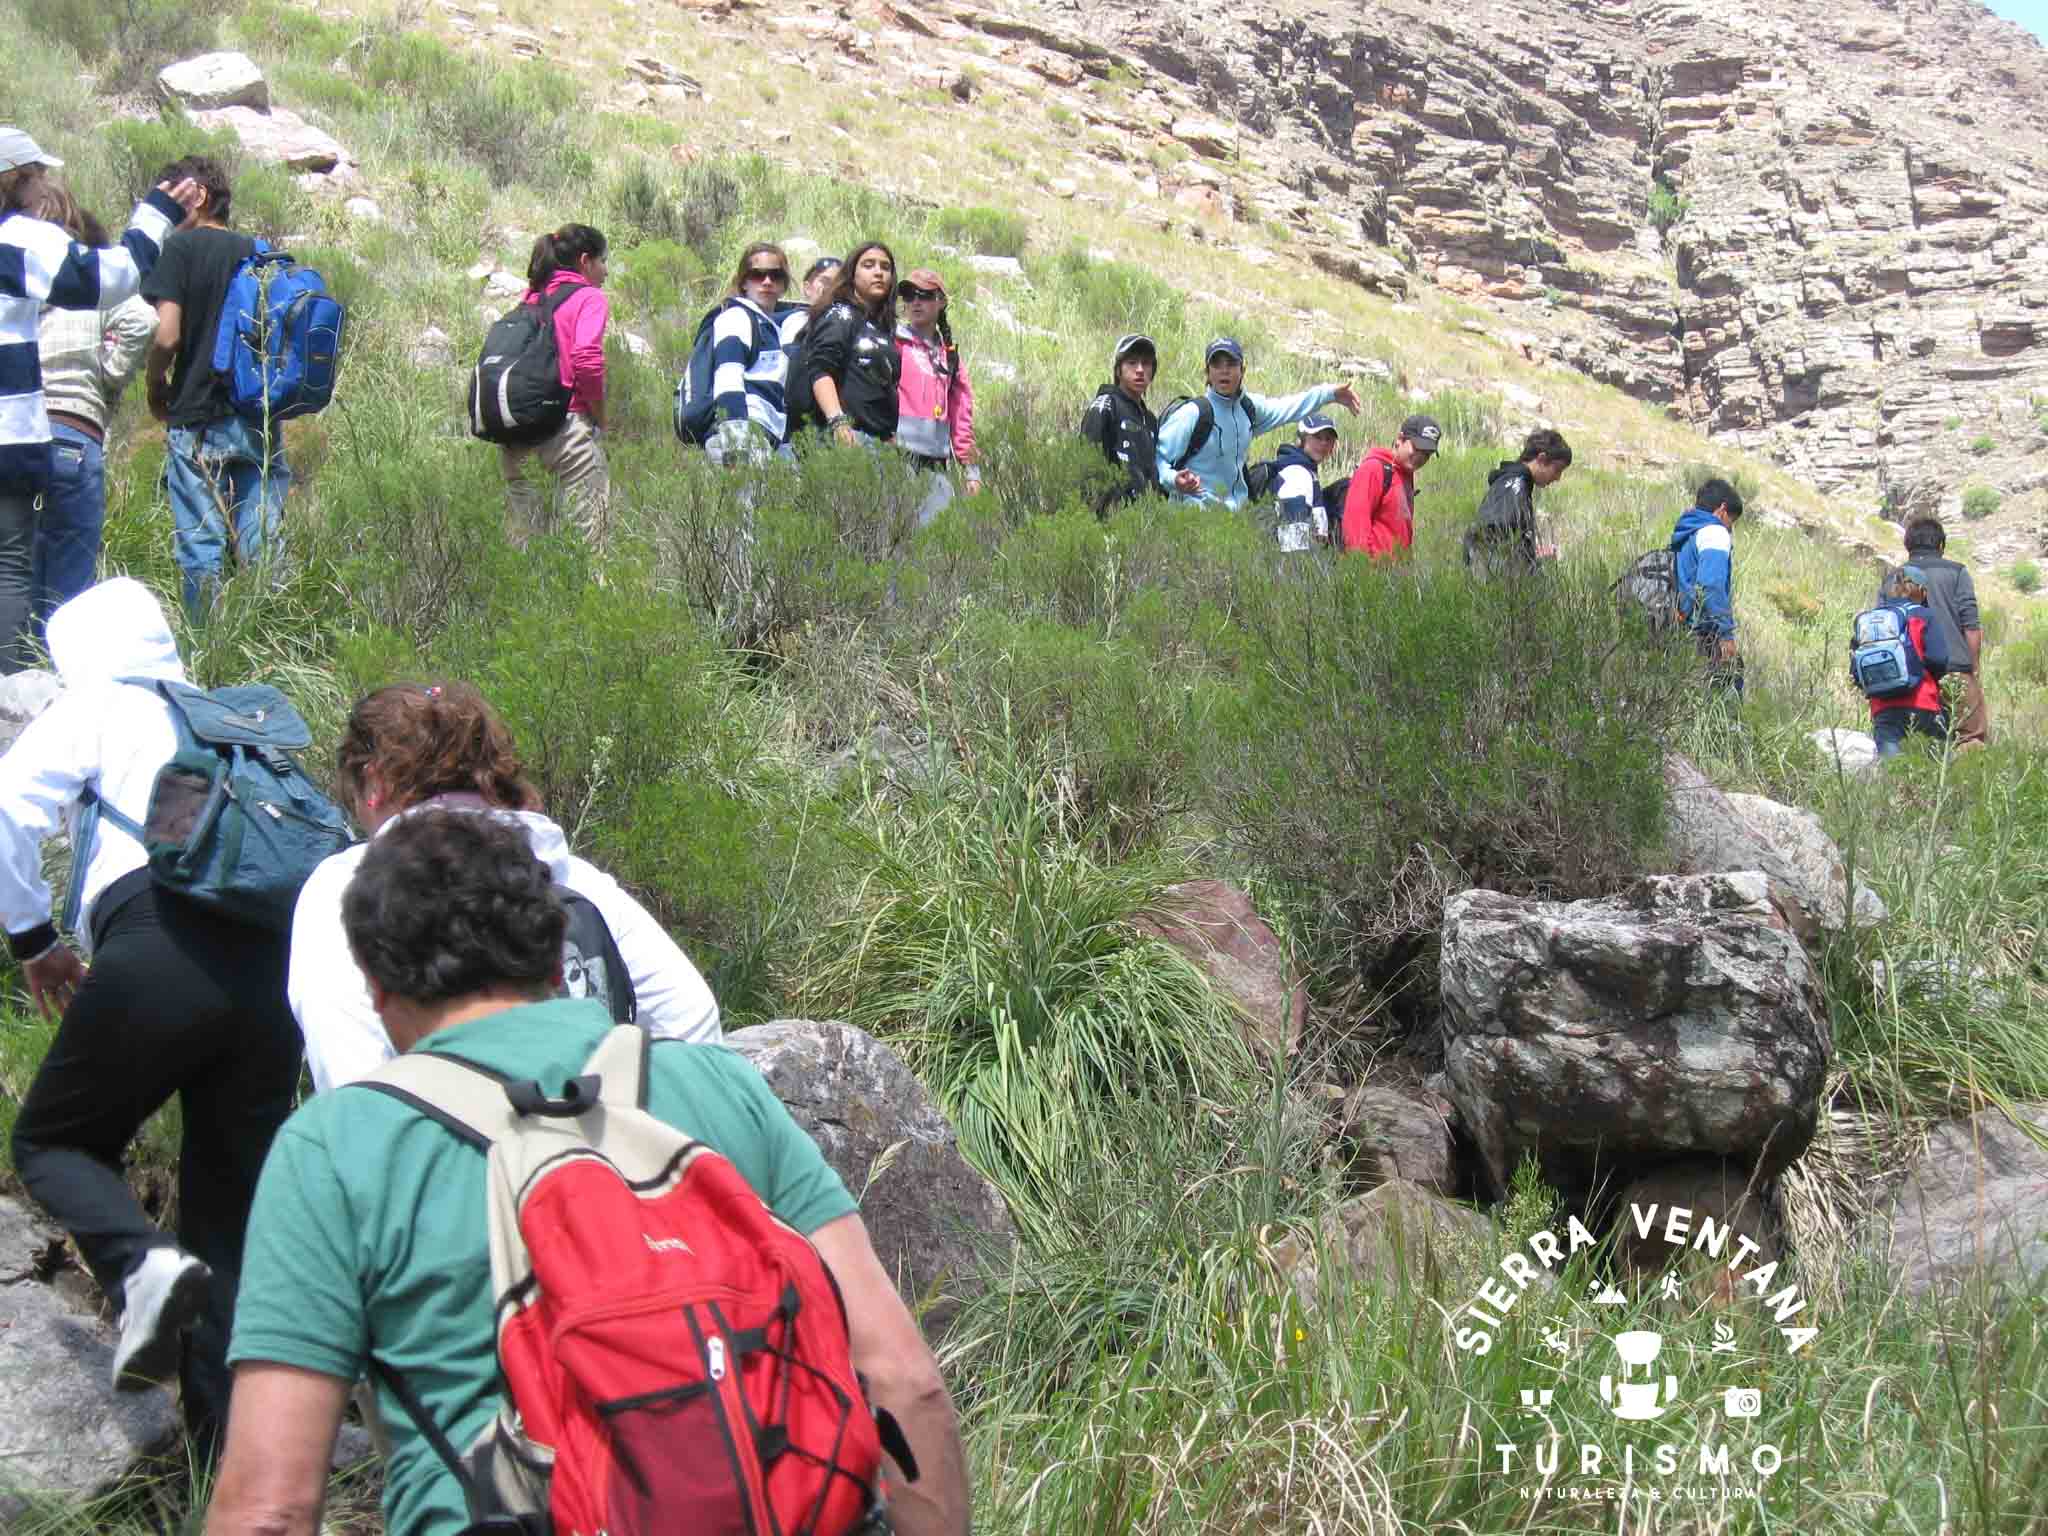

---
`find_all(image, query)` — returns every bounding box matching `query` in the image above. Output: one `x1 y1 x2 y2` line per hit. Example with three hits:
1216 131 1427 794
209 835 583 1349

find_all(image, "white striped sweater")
0 189 181 494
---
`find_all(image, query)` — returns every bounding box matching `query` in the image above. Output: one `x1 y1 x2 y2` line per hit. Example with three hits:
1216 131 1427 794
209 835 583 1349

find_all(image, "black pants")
11 874 301 1459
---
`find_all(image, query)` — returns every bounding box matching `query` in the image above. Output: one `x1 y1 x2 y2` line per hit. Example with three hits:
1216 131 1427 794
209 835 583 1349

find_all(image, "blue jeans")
37 424 105 635
164 417 289 617
1873 707 1946 758
0 488 34 674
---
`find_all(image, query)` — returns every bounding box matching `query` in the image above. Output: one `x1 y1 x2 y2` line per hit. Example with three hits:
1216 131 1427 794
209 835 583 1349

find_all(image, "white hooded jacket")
288 804 722 1094
0 578 186 952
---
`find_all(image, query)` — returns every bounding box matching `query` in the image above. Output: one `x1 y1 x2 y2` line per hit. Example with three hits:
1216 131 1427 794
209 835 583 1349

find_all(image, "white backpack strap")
356 1050 525 1149
586 1023 651 1113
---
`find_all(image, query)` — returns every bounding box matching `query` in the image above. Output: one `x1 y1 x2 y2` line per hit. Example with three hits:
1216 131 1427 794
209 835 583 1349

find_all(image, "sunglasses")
898 284 943 302
744 267 789 284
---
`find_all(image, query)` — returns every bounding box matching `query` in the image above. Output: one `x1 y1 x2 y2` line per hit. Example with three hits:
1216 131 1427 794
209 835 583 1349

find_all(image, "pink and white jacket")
534 269 608 418
894 324 977 474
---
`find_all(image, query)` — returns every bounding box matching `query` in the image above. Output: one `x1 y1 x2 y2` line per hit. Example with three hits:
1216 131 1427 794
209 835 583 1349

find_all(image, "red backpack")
360 1025 910 1535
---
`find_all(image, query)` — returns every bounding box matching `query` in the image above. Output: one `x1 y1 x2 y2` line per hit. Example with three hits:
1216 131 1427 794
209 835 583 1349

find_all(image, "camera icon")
1724 1386 1763 1419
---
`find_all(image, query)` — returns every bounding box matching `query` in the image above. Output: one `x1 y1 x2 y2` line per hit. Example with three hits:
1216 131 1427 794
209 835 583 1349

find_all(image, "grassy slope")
3 1 2047 1532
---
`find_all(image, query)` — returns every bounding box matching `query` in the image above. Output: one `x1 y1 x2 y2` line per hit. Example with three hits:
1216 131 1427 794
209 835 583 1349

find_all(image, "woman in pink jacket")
501 224 612 555
893 267 979 525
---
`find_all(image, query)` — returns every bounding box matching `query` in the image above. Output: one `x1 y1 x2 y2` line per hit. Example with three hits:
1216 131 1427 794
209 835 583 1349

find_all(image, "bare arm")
204 1363 351 1536
811 374 855 445
810 1214 969 1536
145 300 182 424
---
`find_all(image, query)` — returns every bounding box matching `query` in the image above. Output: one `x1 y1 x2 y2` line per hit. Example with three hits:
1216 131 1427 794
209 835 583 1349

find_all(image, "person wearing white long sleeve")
1153 335 1361 509
287 680 720 1095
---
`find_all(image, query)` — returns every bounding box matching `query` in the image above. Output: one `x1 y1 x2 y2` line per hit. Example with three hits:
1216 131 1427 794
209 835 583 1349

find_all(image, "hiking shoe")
111 1248 210 1392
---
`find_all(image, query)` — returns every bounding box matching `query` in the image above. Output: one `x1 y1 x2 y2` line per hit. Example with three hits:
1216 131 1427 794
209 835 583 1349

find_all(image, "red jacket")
1870 611 1945 717
1342 447 1414 557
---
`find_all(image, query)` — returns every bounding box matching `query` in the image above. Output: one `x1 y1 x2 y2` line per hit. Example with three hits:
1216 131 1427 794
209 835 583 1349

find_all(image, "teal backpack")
65 679 353 934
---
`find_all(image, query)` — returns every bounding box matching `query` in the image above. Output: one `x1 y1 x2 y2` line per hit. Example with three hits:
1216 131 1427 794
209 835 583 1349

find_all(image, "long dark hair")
527 223 607 291
335 682 541 825
809 240 897 328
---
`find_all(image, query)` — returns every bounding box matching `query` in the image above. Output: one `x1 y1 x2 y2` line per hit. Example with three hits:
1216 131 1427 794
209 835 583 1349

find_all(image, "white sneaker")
111 1248 211 1392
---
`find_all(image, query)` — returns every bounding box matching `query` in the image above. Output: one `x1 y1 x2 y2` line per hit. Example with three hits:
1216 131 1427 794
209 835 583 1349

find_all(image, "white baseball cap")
0 128 62 175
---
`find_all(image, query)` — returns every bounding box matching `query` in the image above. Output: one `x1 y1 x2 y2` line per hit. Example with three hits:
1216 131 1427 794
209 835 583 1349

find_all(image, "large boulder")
1441 873 1831 1200
1264 1179 1493 1309
1332 1081 1458 1195
157 52 269 112
1659 755 1884 934
188 106 347 174
1866 1103 2048 1300
0 1198 179 1521
0 669 61 756
1132 880 1305 1060
722 1021 1012 1336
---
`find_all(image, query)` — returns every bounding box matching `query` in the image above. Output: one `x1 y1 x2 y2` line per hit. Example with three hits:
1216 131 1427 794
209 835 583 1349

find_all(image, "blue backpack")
211 240 345 423
65 678 353 934
1849 604 1925 698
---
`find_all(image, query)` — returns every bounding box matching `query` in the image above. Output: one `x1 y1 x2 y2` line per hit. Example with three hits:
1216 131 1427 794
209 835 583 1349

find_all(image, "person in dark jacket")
791 241 899 445
1079 333 1199 514
1864 564 1952 758
1463 428 1572 576
1880 516 1986 747
1270 413 1340 551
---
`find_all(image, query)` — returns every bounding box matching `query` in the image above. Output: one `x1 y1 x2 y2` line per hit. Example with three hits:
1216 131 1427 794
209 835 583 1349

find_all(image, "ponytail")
527 222 608 291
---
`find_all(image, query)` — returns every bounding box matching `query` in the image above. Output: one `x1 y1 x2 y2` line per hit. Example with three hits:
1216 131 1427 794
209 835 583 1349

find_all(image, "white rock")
967 254 1027 280
466 260 497 283
0 671 62 757
408 326 455 369
623 331 652 358
484 271 526 300
188 106 346 174
780 236 823 262
1810 727 1880 777
343 196 383 223
1048 177 1077 199
158 52 268 112
979 359 1019 382
625 53 701 91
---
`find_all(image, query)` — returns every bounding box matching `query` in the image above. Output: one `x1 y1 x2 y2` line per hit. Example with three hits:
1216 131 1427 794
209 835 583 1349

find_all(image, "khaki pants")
500 412 610 556
1945 669 1990 746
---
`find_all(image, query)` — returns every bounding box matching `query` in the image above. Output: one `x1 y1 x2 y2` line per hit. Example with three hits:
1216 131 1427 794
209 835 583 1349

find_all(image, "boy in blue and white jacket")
1670 476 1744 679
1154 337 1359 508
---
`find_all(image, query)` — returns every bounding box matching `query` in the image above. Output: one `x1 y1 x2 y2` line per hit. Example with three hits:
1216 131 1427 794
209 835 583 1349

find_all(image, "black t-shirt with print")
141 226 258 428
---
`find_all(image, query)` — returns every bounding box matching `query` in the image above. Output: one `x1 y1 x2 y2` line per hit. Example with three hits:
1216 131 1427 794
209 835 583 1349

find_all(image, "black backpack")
1614 546 1682 633
1163 394 1254 472
1322 463 1386 553
558 889 635 1023
468 288 573 446
1243 458 1279 503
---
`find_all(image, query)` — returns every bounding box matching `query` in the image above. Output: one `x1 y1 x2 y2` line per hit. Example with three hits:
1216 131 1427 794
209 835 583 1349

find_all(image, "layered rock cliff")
1056 0 2048 519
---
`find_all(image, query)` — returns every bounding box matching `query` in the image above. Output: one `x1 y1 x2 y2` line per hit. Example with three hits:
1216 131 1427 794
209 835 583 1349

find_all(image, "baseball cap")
897 267 947 298
1299 413 1338 437
1205 336 1245 365
1400 414 1443 452
1113 333 1157 366
1896 563 1929 589
0 129 62 175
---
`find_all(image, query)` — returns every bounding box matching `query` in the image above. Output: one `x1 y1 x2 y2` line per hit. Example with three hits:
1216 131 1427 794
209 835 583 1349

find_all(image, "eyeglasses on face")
898 284 942 302
745 267 789 283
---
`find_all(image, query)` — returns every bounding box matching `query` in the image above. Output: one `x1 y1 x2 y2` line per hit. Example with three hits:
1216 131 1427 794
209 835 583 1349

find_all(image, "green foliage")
34 0 217 97
1207 559 1690 992
2011 560 2042 594
1962 484 2002 520
102 114 242 204
1969 433 1997 455
1046 243 1188 338
1766 578 1825 625
930 203 1029 257
1646 178 1688 233
1943 415 1963 431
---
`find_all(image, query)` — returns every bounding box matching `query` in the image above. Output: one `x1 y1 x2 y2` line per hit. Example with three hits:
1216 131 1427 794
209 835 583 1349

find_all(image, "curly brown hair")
335 682 541 822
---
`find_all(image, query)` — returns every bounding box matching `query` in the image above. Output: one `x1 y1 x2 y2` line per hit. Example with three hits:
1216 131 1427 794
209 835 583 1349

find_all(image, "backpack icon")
66 678 353 934
1614 547 1681 633
469 288 574 445
1849 605 1924 697
210 241 344 423
360 1025 910 1536
673 299 736 447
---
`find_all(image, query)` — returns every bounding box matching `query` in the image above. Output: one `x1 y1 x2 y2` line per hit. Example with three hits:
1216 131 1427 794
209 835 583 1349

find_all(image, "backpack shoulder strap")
349 1050 520 1152
586 1023 652 1113
1170 397 1217 470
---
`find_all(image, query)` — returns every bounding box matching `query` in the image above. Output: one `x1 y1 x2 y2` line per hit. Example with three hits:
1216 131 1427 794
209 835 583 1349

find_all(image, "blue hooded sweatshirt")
1155 383 1337 508
1671 506 1736 639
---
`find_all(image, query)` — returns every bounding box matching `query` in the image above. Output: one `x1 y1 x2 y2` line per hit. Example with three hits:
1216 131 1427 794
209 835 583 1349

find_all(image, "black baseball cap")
1114 333 1157 366
1400 414 1443 451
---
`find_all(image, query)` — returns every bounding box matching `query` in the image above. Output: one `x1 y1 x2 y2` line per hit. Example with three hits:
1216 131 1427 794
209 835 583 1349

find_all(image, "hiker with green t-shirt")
210 811 967 1536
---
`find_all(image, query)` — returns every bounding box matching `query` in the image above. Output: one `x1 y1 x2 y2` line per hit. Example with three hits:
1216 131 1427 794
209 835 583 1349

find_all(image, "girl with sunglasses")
893 268 980 522
705 241 799 465
790 242 901 448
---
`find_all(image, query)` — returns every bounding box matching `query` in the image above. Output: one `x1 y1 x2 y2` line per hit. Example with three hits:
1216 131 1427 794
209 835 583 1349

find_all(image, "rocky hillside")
574 0 2048 560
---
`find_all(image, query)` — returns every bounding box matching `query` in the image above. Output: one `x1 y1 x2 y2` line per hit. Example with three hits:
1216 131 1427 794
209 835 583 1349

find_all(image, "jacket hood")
1364 444 1408 480
540 269 590 298
1671 506 1723 550
385 802 575 882
1272 442 1319 474
46 577 185 688
1488 461 1529 488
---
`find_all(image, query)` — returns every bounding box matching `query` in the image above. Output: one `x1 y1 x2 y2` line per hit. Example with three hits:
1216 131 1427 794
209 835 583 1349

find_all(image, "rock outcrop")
1440 872 1831 1200
0 1198 178 1521
0 669 61 756
1330 1081 1457 1196
1132 880 1305 1061
1867 1102 2048 1300
1264 1178 1494 1309
723 1020 1012 1335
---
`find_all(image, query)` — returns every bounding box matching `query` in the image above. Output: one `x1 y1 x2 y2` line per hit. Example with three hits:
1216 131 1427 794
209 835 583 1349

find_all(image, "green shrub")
35 0 217 97
1765 579 1825 626
1962 485 2002 520
931 204 1030 257
102 114 242 204
1204 558 1691 1000
607 161 684 247
1970 433 1997 456
1646 179 1688 233
2012 560 2042 594
1047 243 1187 338
1943 415 1962 431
